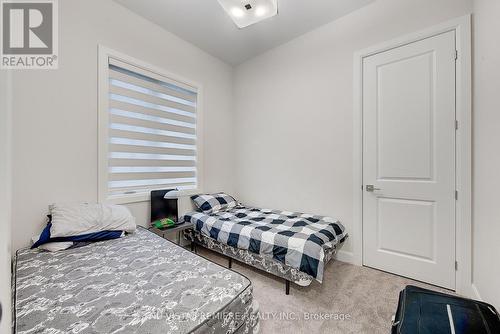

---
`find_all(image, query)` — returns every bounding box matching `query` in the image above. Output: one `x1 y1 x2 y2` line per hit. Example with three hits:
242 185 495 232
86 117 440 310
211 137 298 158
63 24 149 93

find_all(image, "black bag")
392 285 500 334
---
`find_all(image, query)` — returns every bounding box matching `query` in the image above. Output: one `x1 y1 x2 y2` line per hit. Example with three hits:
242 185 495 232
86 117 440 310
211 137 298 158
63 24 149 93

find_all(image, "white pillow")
40 242 74 252
49 203 136 238
31 235 73 252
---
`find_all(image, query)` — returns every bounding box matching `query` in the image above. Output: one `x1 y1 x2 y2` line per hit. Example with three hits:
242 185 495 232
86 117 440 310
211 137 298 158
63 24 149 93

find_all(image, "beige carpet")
197 248 453 334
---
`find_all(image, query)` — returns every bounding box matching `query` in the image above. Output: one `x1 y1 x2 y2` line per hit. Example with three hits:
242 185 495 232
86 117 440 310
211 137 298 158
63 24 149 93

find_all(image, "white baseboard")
334 250 356 264
471 283 483 301
334 251 484 303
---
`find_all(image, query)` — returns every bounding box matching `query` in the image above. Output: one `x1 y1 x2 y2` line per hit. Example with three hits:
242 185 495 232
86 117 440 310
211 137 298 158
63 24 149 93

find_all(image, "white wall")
234 0 473 258
471 0 500 309
10 0 235 252
0 71 12 334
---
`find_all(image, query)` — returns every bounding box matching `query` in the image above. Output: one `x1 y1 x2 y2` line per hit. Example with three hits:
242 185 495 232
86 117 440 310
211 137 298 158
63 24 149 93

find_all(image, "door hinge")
455 50 458 61
455 120 459 130
455 261 458 271
455 190 458 200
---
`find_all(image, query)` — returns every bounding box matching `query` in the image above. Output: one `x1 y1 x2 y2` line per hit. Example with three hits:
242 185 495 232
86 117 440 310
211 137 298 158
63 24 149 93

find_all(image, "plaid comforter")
183 206 347 282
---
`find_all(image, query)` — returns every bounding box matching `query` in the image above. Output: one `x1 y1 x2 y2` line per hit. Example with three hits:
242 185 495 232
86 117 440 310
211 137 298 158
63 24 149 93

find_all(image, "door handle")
365 185 381 192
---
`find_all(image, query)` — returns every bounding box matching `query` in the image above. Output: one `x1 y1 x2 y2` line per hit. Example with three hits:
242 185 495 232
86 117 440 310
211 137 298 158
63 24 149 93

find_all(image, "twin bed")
183 202 347 294
14 227 259 334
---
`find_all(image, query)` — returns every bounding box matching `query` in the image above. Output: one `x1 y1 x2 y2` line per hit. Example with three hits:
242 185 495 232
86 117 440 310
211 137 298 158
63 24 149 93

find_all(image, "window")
99 49 200 203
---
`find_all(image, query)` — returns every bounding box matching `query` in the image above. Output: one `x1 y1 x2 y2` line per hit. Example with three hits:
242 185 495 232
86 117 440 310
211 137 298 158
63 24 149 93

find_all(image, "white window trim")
98 45 204 204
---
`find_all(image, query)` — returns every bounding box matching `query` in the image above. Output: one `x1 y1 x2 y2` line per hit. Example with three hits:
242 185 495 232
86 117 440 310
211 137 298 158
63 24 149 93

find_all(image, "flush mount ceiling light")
218 0 278 28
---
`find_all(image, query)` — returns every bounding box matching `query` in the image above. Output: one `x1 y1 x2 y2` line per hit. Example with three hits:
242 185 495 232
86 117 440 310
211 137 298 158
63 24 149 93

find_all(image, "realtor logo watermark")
1 0 58 69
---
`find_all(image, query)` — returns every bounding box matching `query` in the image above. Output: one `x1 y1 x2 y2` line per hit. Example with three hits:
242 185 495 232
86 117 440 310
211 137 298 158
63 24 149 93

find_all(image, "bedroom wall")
233 0 473 259
0 71 12 334
471 0 500 309
10 0 235 252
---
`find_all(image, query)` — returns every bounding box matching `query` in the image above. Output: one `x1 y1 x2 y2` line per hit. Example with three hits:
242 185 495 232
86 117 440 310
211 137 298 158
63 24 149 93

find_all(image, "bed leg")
228 257 232 269
285 280 290 295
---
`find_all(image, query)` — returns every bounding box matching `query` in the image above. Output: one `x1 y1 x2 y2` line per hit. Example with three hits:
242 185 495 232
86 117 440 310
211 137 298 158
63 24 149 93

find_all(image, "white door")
362 31 456 289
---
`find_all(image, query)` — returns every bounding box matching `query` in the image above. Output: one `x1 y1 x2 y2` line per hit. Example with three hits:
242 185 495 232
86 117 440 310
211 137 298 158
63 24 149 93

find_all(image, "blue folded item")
31 222 124 249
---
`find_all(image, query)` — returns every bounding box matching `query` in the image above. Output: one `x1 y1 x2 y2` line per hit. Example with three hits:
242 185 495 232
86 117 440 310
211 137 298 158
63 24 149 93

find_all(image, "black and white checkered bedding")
191 193 238 214
183 206 347 282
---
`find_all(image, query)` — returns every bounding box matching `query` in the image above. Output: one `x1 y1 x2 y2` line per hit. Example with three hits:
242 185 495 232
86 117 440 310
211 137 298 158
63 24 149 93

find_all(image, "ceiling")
114 0 374 65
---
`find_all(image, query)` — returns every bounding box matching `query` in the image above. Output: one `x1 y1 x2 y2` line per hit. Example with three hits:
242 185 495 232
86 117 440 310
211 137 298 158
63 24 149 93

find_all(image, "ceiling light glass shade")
218 0 278 28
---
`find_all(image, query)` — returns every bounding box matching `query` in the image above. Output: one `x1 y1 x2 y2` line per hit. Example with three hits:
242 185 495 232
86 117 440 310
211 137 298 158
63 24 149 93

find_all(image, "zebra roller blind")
106 58 198 198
